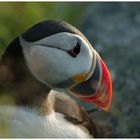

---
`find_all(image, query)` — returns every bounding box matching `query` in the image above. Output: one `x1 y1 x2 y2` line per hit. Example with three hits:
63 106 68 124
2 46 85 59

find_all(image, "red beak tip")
79 56 112 111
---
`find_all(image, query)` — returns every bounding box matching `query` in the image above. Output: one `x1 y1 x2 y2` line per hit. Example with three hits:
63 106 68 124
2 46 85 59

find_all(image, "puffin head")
6 20 112 110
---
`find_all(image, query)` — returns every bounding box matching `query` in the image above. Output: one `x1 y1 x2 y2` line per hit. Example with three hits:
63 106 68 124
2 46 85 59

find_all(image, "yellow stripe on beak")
72 73 87 83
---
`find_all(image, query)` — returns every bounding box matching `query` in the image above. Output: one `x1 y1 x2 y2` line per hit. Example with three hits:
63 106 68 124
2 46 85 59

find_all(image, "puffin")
0 20 112 138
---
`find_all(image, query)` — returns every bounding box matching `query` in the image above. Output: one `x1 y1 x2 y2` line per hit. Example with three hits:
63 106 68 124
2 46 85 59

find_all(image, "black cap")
22 20 84 42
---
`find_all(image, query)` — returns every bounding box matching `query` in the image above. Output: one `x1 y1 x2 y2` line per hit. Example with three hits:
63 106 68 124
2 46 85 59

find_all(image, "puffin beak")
69 54 112 111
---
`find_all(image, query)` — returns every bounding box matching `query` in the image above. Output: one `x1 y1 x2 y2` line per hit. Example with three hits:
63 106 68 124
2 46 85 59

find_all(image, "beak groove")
68 54 112 111
80 57 112 110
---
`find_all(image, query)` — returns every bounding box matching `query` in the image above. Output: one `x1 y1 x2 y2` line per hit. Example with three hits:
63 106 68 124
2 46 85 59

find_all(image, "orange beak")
69 54 112 111
80 57 112 110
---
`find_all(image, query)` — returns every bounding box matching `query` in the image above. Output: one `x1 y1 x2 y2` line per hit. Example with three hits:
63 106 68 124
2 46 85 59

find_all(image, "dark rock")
80 2 140 137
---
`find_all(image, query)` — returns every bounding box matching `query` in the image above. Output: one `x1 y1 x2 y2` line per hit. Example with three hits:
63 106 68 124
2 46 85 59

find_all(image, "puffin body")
0 20 112 138
0 91 93 138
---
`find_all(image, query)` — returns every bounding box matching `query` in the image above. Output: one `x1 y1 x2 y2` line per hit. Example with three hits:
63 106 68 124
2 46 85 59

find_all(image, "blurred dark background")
0 2 140 138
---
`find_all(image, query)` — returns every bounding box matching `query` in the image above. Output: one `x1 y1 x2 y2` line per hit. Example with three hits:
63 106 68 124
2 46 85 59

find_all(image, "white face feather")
20 32 94 87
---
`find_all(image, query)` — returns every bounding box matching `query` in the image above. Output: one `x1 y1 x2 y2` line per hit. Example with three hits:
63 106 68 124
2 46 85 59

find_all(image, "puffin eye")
67 42 81 58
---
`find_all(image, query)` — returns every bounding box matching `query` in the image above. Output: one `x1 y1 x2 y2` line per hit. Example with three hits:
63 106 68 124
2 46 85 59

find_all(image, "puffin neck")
0 37 51 115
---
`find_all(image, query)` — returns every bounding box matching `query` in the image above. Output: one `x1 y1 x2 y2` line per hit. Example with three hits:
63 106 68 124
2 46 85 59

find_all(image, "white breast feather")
0 106 90 138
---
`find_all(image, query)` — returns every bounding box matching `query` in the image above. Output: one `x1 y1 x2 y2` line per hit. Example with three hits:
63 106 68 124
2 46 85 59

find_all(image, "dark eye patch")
67 42 81 58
